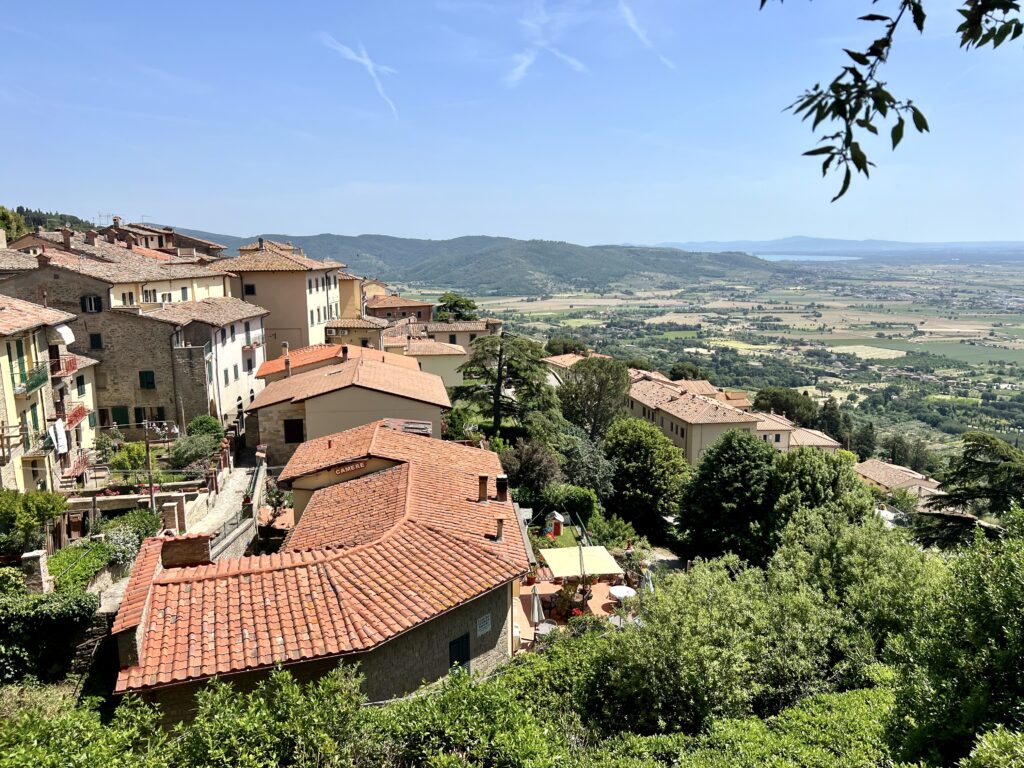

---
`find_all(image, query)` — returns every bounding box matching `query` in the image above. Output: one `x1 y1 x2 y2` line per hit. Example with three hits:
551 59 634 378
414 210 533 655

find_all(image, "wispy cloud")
617 0 675 70
319 32 399 120
506 0 588 86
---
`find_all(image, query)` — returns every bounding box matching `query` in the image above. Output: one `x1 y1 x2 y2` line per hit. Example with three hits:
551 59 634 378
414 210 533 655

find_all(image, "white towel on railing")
49 418 69 455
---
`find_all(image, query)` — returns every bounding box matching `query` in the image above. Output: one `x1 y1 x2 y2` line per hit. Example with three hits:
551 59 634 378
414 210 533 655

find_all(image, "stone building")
112 421 528 724
383 317 503 365
97 217 227 259
218 239 344 350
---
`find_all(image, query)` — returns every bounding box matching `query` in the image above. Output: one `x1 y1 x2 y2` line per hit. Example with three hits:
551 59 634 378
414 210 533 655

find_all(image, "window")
244 283 256 296
223 368 230 386
386 311 392 318
243 321 251 345
448 633 470 672
219 329 226 345
449 334 457 344
233 364 239 381
245 357 254 373
317 308 321 324
134 407 145 426
416 310 422 319
89 333 103 350
80 295 102 313
308 279 313 292
75 375 86 397
283 418 305 444
111 405 129 426
138 370 156 390
469 333 477 341
230 324 236 342
360 338 369 348
155 407 166 422
161 292 172 303
310 310 314 325
206 359 213 382
143 289 157 303
181 287 189 301
99 408 110 427
774 433 781 443
121 291 135 306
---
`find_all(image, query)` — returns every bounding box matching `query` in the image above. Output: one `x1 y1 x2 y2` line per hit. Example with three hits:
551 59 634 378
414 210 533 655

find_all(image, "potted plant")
525 566 537 585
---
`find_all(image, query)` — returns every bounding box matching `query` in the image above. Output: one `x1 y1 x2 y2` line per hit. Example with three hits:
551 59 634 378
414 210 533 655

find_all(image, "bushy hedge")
168 434 219 470
0 490 68 556
185 415 224 441
0 589 98 683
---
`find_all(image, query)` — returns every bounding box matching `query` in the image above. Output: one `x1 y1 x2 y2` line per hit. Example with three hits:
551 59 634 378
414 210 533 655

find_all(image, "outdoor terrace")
13 361 49 397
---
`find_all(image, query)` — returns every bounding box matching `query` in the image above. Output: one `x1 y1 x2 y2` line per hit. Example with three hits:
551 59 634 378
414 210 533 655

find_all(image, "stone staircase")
69 613 111 678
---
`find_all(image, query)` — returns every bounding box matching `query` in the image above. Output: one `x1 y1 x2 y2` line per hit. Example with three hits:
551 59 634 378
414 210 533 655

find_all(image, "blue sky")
1 1 1021 244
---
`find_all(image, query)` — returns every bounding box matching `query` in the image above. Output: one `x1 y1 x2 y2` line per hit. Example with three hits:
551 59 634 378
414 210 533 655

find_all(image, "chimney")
35 251 51 268
0 228 6 249
258 237 265 250
124 233 136 251
495 518 504 542
85 229 98 246
478 475 489 503
341 345 349 363
282 341 292 377
160 534 212 568
112 215 121 228
106 231 116 243
60 227 73 251
496 474 509 502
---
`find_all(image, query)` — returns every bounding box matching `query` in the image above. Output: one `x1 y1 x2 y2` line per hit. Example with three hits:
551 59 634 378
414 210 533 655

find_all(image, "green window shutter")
111 406 129 426
134 407 145 426
87 412 97 428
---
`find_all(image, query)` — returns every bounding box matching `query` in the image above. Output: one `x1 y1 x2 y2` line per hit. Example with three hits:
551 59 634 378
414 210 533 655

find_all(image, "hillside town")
1 216 1004 734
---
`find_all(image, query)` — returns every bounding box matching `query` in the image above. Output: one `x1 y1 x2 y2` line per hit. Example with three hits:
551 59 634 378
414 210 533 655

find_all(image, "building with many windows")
219 239 344 350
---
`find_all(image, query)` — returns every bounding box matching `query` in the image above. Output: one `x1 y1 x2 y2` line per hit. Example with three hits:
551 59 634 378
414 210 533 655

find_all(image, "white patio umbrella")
530 585 544 626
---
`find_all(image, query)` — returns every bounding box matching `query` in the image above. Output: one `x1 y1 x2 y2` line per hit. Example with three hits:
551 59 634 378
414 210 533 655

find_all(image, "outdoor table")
609 585 637 603
535 622 558 638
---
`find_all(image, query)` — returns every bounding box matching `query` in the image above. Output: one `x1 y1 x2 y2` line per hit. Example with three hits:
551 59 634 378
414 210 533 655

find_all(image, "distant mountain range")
177 229 785 294
660 236 1024 262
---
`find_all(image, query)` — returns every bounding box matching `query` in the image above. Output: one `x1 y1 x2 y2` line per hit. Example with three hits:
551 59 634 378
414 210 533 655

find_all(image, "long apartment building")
2 230 266 437
0 295 99 491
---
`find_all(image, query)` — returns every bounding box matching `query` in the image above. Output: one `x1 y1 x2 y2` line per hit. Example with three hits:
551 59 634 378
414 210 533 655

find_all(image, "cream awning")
54 324 75 345
539 546 623 578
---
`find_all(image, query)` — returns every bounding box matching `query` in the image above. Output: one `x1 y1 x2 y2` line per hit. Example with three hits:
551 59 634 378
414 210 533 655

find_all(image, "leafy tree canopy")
545 336 588 356
559 357 631 440
753 387 819 427
434 291 478 321
936 432 1024 516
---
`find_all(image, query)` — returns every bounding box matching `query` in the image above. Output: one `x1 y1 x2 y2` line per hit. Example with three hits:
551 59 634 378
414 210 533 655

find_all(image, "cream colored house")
246 356 451 464
628 375 759 464
219 239 344 350
383 338 466 388
384 318 503 365
755 411 841 453
0 296 99 491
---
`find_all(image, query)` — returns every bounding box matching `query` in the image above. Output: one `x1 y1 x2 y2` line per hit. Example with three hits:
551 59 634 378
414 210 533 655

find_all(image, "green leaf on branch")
891 117 905 149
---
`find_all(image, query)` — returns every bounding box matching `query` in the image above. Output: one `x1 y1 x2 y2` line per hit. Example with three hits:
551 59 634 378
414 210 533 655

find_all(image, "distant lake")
757 253 863 262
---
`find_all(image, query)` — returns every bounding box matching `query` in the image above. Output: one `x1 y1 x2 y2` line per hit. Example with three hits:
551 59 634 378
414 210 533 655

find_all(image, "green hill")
176 229 785 294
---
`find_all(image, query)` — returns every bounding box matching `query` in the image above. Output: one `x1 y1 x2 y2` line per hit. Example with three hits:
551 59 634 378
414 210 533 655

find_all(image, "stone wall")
140 582 513 726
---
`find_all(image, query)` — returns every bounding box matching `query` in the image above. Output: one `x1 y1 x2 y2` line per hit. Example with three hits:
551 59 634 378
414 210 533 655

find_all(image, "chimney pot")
160 535 212 568
112 215 121 227
496 474 509 502
85 229 98 246
495 518 504 542
341 345 349 362
61 228 73 250
258 237 265 250
478 475 489 503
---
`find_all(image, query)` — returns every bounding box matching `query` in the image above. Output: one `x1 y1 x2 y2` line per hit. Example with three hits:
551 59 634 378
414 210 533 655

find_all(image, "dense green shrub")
168 434 219 470
0 568 25 596
0 589 98 683
961 727 1024 768
541 482 599 525
185 415 224 441
48 540 112 593
0 490 68 556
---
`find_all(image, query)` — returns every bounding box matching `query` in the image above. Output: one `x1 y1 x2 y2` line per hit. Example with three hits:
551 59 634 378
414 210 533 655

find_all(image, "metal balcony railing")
13 362 49 397
243 330 265 349
23 429 53 456
54 401 90 430
49 354 78 379
60 448 92 479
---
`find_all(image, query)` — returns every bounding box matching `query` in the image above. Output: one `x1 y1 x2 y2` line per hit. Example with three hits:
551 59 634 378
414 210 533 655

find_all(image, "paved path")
189 458 256 535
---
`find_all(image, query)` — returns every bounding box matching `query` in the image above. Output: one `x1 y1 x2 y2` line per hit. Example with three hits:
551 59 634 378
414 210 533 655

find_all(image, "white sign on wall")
476 613 491 636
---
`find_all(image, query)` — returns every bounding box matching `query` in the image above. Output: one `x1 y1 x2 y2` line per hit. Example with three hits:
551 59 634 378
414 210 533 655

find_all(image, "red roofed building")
365 293 435 322
112 421 528 724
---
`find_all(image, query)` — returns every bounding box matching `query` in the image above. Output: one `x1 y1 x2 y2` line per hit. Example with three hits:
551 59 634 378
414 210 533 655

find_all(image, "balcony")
60 448 92 480
242 331 265 350
13 362 49 398
22 429 53 457
49 354 78 380
54 400 90 430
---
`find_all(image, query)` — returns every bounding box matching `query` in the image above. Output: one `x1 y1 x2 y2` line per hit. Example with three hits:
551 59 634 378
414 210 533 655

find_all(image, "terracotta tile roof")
0 248 37 272
405 339 466 356
631 378 758 425
325 315 389 330
110 537 164 635
0 295 75 335
248 357 450 411
541 352 611 369
383 318 502 337
72 353 100 369
723 390 753 409
855 458 934 489
219 241 338 272
790 428 842 449
627 368 671 383
256 343 419 378
143 297 269 327
754 411 797 432
367 294 435 309
25 233 230 283
113 423 527 694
